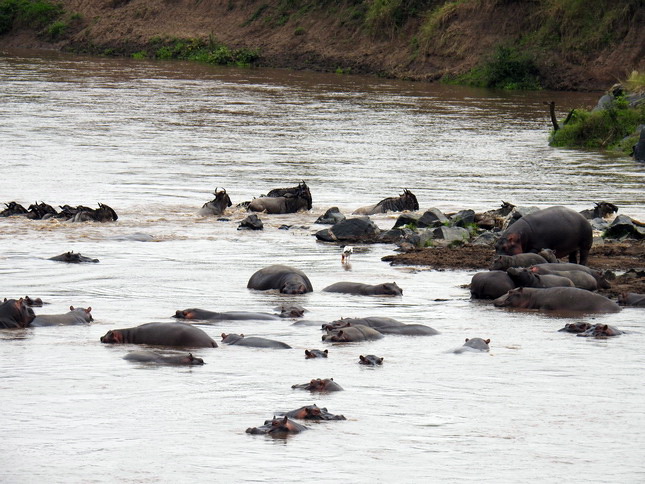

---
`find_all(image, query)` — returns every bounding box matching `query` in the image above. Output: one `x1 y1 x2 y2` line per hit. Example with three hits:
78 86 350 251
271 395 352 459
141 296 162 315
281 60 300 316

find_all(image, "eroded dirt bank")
1 0 643 91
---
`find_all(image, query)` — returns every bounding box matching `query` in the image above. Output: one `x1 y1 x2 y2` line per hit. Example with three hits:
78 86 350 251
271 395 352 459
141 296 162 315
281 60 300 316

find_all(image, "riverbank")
1 0 643 91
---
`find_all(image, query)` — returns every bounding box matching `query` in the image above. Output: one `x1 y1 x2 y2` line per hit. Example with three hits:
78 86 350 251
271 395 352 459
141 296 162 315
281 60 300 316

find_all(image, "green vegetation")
137 36 260 67
550 78 645 154
0 0 63 35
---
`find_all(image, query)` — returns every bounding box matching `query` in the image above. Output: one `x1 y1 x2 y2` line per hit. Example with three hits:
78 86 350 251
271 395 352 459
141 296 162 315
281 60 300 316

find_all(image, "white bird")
341 246 353 264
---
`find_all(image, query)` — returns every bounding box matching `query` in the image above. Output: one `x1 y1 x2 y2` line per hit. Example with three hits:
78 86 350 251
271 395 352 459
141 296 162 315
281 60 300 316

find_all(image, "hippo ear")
485 339 491 344
465 338 469 342
86 307 92 313
240 333 245 338
70 305 75 311
323 349 328 355
359 355 365 361
221 333 227 339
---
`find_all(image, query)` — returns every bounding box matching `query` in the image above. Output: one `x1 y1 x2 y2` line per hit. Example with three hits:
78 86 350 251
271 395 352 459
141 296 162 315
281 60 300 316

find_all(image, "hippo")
322 324 384 342
305 349 328 358
577 324 623 338
322 281 403 296
453 338 491 353
353 189 419 215
506 267 575 288
198 188 232 216
277 305 306 318
558 322 592 333
123 351 205 365
247 265 313 294
323 316 403 331
0 298 35 329
470 271 516 300
489 253 548 271
529 267 597 291
493 287 620 313
0 201 28 217
495 206 593 265
538 248 559 263
359 354 383 365
280 404 346 421
292 378 343 392
246 416 308 436
100 322 218 347
247 181 312 214
220 333 291 349
31 306 93 327
173 308 281 321
49 251 99 263
23 296 44 307
618 292 645 307
530 263 610 289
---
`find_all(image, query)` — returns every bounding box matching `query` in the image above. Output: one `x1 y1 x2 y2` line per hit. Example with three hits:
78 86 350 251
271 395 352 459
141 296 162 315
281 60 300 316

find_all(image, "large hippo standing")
100 322 218 347
495 206 593 265
493 287 620 313
322 281 403 296
0 298 35 329
470 271 516 299
123 351 205 365
220 333 291 349
247 265 313 294
31 306 93 327
173 308 281 321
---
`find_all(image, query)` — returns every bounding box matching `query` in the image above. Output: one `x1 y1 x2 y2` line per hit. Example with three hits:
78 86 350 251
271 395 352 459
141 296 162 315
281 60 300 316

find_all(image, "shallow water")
1 49 644 483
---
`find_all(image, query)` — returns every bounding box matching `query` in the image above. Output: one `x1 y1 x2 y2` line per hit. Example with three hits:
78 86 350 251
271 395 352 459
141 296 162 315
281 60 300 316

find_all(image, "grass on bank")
0 0 62 35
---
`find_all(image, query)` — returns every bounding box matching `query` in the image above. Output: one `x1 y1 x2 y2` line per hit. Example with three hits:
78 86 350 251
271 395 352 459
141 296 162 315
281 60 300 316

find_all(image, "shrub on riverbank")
0 0 62 35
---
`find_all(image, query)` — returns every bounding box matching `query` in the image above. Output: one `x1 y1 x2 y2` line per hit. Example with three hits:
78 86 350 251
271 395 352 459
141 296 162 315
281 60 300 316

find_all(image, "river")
1 48 644 484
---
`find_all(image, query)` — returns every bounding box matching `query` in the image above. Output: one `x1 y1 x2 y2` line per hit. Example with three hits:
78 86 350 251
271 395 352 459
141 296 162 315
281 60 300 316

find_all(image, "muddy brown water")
1 49 644 483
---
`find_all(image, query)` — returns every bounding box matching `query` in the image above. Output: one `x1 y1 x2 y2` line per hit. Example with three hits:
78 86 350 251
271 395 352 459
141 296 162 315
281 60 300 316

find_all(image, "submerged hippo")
495 206 593 265
123 351 205 365
359 354 383 365
576 324 623 338
31 306 93 327
246 416 308 436
280 404 346 421
353 189 419 215
558 322 592 333
49 251 99 263
305 349 328 358
173 308 281 321
618 292 645 307
322 281 403 296
100 322 218 348
220 333 291 349
23 296 44 307
493 287 620 313
453 338 491 354
291 378 344 392
247 265 313 294
322 324 384 342
490 253 548 271
470 271 516 300
0 298 35 329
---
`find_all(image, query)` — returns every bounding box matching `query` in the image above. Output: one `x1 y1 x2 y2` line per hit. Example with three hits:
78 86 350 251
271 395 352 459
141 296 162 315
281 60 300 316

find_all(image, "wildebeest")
199 188 232 216
247 181 313 214
353 189 419 215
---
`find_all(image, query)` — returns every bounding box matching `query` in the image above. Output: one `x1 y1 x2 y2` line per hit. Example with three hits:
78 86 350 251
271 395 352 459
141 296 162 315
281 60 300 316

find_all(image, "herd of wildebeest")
2 182 644 435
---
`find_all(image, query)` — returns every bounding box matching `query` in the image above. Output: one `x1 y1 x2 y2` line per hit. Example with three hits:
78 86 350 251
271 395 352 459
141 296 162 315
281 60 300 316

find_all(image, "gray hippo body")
493 287 620 313
247 265 313 294
322 281 403 296
100 322 218 347
322 324 383 342
531 263 610 289
530 267 597 290
291 378 343 392
174 308 281 321
31 306 93 327
470 271 516 299
495 206 593 265
618 292 645 307
506 267 574 288
123 350 205 365
0 298 35 329
453 337 491 353
324 317 438 336
490 253 548 270
246 416 308 436
220 333 291 349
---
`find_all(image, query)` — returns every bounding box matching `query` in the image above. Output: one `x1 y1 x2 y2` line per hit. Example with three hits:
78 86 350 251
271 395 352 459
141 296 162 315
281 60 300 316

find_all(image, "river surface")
1 48 644 484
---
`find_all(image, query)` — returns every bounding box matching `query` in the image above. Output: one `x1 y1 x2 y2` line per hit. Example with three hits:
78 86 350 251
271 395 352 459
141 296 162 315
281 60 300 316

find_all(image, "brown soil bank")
1 0 644 91
382 240 645 298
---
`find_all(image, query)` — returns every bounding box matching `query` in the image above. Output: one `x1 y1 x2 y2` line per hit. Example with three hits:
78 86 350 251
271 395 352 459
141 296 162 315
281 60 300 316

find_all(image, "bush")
0 0 63 35
455 46 541 90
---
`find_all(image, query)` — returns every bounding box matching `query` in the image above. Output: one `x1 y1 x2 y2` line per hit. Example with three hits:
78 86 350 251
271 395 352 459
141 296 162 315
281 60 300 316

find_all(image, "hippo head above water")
281 281 309 294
